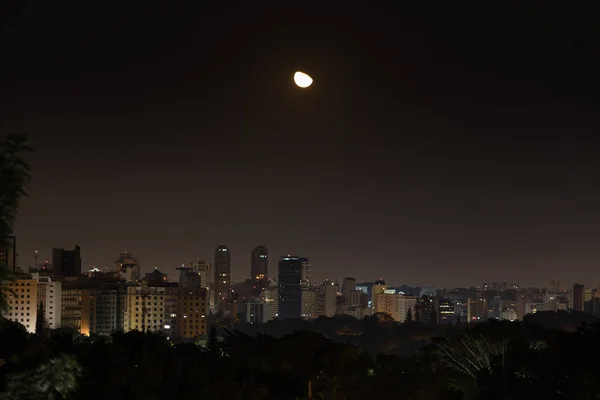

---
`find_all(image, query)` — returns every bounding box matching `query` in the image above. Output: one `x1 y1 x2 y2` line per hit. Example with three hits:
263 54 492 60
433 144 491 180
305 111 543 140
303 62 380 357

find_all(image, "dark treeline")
2 311 600 399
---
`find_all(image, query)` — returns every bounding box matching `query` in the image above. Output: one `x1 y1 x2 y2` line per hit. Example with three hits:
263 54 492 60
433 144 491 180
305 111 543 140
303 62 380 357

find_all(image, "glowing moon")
294 71 313 88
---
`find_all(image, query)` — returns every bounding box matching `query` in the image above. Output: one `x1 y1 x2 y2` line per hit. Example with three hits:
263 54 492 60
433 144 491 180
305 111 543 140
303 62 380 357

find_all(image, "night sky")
1 3 599 287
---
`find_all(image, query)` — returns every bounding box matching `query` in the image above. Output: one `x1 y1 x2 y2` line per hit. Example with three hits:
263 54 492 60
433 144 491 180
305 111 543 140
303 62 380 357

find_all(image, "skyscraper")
52 246 82 277
250 245 268 281
278 256 307 319
214 244 231 302
572 283 585 312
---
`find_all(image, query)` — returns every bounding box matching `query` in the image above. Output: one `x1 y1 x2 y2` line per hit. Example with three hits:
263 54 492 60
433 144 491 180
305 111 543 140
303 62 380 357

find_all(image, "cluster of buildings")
2 238 599 337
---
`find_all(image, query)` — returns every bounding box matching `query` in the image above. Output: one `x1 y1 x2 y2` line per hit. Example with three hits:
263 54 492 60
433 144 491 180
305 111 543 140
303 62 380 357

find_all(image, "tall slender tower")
250 245 268 281
214 244 231 302
278 256 308 319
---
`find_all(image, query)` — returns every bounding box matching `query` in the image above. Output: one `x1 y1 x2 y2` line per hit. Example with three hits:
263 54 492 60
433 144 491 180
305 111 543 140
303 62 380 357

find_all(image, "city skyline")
2 4 600 287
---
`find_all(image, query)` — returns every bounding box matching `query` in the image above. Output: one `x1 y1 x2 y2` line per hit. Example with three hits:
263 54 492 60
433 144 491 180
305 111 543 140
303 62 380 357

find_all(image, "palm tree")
0 133 33 313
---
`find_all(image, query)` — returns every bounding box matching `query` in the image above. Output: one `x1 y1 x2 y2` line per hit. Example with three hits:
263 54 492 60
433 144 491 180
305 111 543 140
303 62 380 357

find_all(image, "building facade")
2 277 38 333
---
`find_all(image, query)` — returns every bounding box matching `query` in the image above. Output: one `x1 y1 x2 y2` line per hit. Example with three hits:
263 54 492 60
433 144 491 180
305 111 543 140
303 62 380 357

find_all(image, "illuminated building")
1 277 38 333
214 244 231 304
250 245 268 281
177 288 207 338
467 296 488 321
263 283 278 320
125 285 178 334
373 289 417 322
125 283 206 338
61 288 92 335
438 299 455 324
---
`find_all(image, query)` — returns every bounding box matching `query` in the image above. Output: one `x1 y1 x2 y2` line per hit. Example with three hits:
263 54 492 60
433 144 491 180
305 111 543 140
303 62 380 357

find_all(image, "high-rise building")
34 274 62 330
177 288 208 339
263 281 278 320
52 246 82 277
61 288 92 335
1 277 38 333
114 252 140 282
250 245 268 281
314 280 337 317
214 244 231 302
278 256 306 319
301 259 311 287
572 283 585 312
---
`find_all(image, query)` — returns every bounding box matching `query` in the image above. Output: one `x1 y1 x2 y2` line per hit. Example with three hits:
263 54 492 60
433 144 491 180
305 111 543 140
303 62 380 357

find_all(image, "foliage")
405 307 413 323
3 354 82 400
36 301 46 335
0 133 33 313
2 312 600 398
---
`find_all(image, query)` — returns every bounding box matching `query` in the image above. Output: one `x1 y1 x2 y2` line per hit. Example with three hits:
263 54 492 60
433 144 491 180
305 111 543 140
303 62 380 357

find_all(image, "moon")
294 71 313 88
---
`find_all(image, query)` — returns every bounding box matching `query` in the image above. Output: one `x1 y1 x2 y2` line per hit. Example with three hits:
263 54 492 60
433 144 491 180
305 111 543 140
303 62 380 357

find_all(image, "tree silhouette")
429 309 438 325
206 324 221 356
0 133 32 313
36 301 46 335
405 307 413 323
2 354 82 399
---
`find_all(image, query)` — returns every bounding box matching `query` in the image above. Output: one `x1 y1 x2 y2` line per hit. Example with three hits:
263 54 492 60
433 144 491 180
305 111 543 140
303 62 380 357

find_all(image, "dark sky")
1 3 600 287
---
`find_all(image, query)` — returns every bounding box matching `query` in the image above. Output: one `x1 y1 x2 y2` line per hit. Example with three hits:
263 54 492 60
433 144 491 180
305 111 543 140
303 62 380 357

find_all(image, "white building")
34 274 62 329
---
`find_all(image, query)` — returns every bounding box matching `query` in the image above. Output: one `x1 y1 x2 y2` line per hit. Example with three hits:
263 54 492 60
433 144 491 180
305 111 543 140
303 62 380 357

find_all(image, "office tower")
214 244 231 302
52 246 82 277
0 236 16 273
61 287 93 335
114 252 140 282
572 283 585 312
263 281 278 320
278 256 306 319
549 279 561 292
1 277 38 333
250 245 268 281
